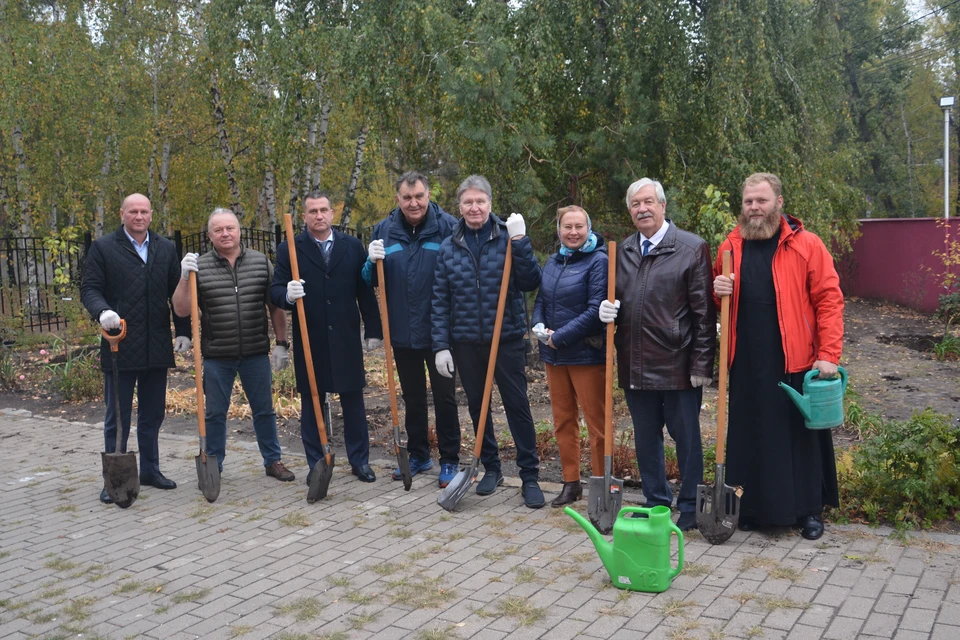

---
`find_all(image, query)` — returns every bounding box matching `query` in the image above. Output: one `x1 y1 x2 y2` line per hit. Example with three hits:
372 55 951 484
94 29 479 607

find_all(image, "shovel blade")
437 460 478 512
307 453 335 504
102 451 140 509
195 452 221 503
587 474 623 535
696 463 741 545
395 427 412 491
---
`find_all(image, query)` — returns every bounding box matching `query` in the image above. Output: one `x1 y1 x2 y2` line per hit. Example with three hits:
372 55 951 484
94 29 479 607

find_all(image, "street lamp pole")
941 97 954 221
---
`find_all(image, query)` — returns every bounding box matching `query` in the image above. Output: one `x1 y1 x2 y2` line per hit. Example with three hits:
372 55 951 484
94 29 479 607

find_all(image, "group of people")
81 170 844 540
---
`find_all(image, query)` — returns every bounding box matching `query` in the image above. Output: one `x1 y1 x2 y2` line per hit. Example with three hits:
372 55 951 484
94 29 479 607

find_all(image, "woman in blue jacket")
532 206 608 507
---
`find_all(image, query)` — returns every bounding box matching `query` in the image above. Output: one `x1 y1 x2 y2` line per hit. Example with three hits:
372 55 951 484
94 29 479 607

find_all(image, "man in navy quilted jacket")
431 175 545 508
362 172 462 488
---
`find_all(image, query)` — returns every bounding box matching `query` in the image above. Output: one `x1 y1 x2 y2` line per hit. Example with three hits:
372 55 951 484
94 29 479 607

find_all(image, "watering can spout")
564 507 613 569
778 381 811 421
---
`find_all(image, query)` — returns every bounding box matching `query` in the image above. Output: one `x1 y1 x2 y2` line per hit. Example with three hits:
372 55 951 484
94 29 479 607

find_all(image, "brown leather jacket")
614 222 717 391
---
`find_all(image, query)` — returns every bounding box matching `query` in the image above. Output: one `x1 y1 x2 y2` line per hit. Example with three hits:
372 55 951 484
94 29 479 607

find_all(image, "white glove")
174 336 192 352
599 299 620 324
532 323 552 344
99 310 121 330
435 350 455 378
505 213 526 238
368 239 385 262
286 279 305 303
365 338 382 351
690 376 712 388
272 345 289 370
180 253 199 280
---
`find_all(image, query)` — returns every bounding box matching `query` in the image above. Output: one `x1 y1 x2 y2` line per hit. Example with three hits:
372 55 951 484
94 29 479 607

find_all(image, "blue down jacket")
361 202 458 350
431 214 541 350
532 236 608 366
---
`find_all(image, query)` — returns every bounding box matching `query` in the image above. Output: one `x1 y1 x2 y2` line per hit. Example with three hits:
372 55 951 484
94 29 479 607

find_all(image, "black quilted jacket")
81 226 189 371
431 214 541 351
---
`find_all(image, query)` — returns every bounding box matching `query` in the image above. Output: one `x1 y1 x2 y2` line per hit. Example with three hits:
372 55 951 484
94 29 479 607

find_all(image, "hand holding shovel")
101 320 140 508
190 272 220 503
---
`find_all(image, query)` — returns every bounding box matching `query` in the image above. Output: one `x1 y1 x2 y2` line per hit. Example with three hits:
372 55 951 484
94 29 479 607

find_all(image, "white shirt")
640 220 670 249
123 228 150 263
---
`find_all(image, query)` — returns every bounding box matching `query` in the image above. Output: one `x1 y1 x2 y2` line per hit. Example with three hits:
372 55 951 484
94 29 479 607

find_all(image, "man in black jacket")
81 193 190 503
172 208 295 483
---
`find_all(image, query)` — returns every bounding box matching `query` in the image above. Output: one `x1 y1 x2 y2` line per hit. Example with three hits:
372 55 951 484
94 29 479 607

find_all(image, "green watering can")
778 366 848 430
565 505 683 593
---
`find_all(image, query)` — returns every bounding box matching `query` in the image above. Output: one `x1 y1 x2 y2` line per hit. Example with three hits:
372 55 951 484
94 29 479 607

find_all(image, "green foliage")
695 186 737 258
44 338 102 402
937 292 960 329
931 333 960 361
42 227 81 288
836 409 960 527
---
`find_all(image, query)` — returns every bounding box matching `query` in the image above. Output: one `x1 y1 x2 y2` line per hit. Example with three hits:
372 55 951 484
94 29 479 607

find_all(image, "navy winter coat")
361 202 457 350
431 214 541 351
532 237 608 366
271 230 382 394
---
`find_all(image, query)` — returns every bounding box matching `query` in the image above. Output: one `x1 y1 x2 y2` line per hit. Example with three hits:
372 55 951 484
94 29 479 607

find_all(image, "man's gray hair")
456 175 492 202
625 178 666 207
207 207 239 232
396 171 430 193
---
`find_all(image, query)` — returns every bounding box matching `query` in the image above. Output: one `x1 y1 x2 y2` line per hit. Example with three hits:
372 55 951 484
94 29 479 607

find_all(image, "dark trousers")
624 387 704 513
393 346 461 465
452 339 539 482
300 389 369 471
103 367 168 478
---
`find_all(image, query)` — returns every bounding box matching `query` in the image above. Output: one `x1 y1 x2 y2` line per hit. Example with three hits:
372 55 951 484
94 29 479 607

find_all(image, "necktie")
319 240 331 266
642 239 652 256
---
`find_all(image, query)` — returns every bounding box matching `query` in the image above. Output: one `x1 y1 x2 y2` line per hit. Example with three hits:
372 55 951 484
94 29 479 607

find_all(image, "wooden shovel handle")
283 214 331 459
715 250 732 464
189 272 207 439
376 260 402 438
101 319 127 352
473 241 513 459
604 242 616 458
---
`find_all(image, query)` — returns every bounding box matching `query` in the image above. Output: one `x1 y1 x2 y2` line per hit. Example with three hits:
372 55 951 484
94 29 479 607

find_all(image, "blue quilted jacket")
361 202 458 350
532 237 608 366
431 214 541 350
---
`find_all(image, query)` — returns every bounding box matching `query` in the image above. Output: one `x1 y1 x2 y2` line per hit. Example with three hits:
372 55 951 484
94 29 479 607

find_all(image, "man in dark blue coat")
431 175 545 508
362 172 462 488
81 193 190 503
271 192 383 483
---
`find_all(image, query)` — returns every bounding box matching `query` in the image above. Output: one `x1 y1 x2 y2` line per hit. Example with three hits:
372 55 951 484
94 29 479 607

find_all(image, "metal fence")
0 224 364 334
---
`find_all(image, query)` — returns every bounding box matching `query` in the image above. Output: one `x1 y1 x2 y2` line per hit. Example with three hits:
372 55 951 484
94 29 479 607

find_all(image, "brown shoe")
266 460 295 482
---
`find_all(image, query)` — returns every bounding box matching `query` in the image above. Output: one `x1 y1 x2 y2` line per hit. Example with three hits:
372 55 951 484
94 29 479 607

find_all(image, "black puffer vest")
197 246 272 359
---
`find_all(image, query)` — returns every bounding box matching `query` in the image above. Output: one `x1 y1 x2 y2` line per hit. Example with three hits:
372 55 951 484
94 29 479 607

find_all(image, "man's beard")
739 210 781 240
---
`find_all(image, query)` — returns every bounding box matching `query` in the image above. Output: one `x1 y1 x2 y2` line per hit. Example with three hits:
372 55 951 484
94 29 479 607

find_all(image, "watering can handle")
618 506 652 517
806 365 848 393
669 525 684 580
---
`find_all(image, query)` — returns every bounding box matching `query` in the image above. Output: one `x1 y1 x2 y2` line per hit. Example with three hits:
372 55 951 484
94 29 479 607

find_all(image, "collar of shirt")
313 235 333 253
123 228 150 262
639 220 670 248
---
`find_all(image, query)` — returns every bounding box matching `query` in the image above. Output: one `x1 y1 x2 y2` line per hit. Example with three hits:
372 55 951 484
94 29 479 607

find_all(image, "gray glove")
505 213 526 238
99 310 121 330
174 336 192 353
690 376 712 388
368 239 385 262
180 252 199 280
532 323 552 344
286 279 305 303
365 338 382 351
435 350 454 378
598 299 620 324
272 345 289 370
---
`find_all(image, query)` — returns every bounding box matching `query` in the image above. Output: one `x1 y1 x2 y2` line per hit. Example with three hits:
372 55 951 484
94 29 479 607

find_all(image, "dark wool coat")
271 229 382 394
81 226 189 372
431 214 541 351
361 202 458 350
532 237 608 366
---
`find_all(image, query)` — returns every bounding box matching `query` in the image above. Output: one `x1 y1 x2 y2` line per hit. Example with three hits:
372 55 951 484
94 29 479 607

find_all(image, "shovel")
588 241 622 534
696 250 742 544
100 320 140 509
284 214 335 503
376 259 412 490
190 272 221 503
438 241 513 511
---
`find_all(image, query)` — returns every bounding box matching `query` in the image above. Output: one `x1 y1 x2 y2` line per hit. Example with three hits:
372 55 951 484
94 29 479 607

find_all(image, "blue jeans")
624 387 704 513
203 355 282 470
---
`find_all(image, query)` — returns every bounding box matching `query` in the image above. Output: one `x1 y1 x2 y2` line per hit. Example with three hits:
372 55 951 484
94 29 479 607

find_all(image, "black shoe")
676 511 697 531
99 488 113 504
738 518 760 531
139 473 177 490
799 515 824 540
550 481 582 508
351 464 376 483
476 470 503 496
522 481 545 509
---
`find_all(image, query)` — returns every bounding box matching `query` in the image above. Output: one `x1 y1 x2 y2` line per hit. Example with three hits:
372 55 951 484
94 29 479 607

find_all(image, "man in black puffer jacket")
431 175 544 508
81 193 190 503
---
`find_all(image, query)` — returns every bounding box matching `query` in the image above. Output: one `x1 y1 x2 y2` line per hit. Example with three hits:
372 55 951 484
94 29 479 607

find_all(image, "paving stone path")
1 409 958 640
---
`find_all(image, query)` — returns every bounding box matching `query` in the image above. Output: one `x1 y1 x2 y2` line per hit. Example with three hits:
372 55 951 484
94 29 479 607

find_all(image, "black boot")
550 481 583 508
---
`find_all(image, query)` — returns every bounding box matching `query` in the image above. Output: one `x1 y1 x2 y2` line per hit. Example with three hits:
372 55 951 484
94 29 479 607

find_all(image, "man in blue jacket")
362 172 462 488
431 175 545 508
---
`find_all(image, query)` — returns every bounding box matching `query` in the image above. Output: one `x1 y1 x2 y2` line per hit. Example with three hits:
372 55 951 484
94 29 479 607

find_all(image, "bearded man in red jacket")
713 172 844 541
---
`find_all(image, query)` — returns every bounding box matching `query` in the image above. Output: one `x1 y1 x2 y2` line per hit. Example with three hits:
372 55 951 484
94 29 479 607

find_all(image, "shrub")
836 409 960 528
45 338 103 402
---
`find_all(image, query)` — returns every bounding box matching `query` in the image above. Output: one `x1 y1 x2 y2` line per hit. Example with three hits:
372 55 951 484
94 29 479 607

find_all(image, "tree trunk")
900 103 915 217
340 125 367 228
303 121 317 197
11 125 40 312
210 73 244 217
94 133 114 238
11 125 30 235
312 74 331 191
159 136 171 232
259 143 277 228
288 165 300 220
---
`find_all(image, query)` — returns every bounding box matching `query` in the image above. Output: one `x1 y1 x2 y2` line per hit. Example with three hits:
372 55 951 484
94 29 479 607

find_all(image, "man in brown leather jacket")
599 178 716 531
